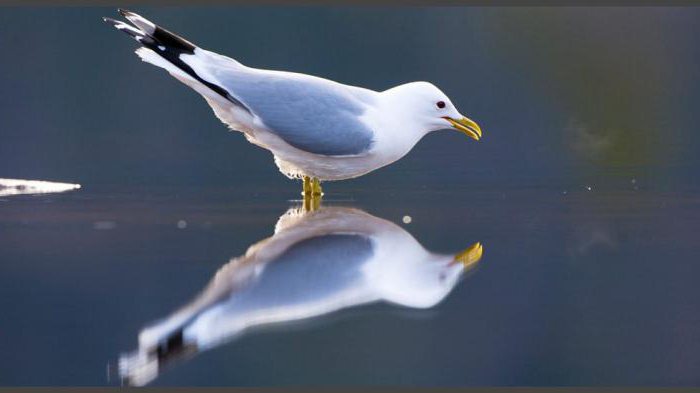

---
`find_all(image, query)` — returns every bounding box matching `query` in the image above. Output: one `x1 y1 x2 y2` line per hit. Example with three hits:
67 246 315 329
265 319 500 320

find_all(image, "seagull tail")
103 9 197 53
102 17 151 43
103 9 244 107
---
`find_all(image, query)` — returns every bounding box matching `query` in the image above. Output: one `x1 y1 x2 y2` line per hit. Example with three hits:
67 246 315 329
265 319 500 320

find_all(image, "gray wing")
107 12 374 156
236 234 374 309
202 57 377 156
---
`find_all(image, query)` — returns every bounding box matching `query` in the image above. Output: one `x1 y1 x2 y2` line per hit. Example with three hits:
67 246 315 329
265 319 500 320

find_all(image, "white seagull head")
382 81 482 141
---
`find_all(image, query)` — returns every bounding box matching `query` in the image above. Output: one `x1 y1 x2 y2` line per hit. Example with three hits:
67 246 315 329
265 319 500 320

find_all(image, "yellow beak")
452 242 484 269
444 116 482 141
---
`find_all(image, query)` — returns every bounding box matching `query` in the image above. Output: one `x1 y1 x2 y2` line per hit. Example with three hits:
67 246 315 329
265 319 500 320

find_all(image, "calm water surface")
1 184 699 385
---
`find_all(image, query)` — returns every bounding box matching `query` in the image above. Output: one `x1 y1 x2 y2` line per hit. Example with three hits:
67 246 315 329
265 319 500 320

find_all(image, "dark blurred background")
1 7 698 192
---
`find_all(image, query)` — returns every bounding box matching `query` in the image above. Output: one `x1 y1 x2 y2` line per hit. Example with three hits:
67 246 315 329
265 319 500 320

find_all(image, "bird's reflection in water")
118 206 484 386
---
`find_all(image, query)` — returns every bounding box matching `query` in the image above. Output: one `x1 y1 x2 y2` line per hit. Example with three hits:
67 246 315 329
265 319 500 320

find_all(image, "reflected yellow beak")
444 116 482 141
452 242 484 268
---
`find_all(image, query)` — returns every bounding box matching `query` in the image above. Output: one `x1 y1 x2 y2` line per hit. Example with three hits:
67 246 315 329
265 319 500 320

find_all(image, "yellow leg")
303 193 321 212
301 176 323 211
311 177 323 196
302 176 310 196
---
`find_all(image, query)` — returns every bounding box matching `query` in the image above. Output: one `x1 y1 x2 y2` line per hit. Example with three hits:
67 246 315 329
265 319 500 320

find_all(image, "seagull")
104 10 483 197
117 206 483 386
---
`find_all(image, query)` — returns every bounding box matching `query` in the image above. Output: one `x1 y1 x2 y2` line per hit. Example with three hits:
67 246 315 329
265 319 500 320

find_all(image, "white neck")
363 88 432 163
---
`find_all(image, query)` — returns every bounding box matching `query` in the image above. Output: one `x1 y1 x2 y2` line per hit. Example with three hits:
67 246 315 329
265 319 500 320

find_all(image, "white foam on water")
0 178 81 197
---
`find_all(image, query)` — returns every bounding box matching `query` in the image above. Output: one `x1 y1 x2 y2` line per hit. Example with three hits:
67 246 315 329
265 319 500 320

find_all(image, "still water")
1 6 700 386
1 183 699 385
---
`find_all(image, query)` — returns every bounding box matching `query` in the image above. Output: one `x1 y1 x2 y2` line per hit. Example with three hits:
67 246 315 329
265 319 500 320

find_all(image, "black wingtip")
118 8 131 17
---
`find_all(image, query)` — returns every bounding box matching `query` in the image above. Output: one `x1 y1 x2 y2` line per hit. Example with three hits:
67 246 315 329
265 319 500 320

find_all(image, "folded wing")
104 9 376 156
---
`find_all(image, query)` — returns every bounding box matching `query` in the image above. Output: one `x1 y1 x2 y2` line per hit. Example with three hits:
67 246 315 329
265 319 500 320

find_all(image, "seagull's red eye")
436 101 446 109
